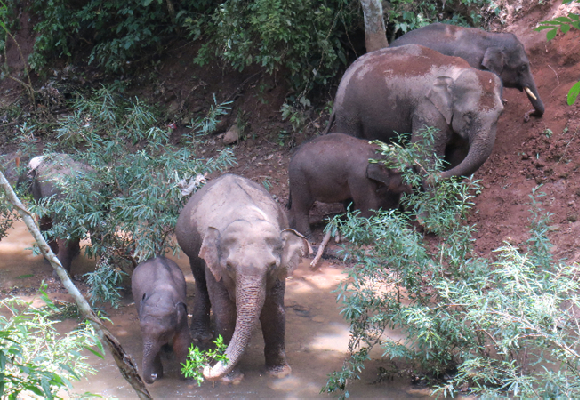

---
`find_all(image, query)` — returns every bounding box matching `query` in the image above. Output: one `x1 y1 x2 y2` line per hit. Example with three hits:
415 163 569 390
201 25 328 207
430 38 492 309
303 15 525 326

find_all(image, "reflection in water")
0 221 429 398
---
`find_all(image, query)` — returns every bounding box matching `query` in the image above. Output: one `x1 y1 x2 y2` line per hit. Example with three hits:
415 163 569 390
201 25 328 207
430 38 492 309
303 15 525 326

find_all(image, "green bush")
27 0 218 72
23 87 235 306
385 0 499 39
0 288 102 398
3 0 503 100
185 0 361 100
323 131 580 397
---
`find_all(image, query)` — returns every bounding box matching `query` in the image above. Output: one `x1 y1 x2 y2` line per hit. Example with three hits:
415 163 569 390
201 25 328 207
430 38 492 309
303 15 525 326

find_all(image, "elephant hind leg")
55 237 81 274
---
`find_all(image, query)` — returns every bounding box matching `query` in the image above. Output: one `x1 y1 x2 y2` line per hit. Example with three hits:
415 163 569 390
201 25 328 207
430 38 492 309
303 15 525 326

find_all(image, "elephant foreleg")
205 271 237 344
190 260 212 342
260 280 291 378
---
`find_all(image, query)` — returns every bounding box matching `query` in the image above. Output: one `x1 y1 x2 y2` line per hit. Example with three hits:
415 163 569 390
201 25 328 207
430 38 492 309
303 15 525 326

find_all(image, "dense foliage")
20 87 235 306
1 0 499 100
0 288 102 398
323 130 580 397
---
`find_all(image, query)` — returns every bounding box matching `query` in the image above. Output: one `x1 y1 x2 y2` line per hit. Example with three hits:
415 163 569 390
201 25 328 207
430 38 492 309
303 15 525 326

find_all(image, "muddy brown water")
0 221 428 398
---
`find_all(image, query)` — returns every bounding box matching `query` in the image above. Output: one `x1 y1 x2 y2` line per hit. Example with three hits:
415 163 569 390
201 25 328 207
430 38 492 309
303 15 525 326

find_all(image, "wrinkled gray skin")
287 133 413 237
327 44 504 181
17 154 93 274
175 174 307 382
132 256 191 384
390 23 544 121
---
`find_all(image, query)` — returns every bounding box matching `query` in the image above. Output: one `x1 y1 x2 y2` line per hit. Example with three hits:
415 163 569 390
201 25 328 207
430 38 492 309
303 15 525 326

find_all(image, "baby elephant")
132 256 192 384
287 133 412 237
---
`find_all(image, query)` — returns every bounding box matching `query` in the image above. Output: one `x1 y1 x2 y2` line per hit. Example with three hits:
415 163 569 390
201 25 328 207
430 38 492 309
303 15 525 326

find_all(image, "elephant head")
366 163 411 193
481 37 544 118
427 68 504 180
198 220 306 380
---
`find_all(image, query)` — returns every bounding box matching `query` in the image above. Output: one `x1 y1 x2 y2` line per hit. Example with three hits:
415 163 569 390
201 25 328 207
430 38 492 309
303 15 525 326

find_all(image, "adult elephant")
390 23 544 121
175 173 308 382
18 153 94 273
326 44 504 181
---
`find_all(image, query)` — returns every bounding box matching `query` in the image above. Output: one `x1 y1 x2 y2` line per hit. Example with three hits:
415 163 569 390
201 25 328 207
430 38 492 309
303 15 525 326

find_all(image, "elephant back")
331 45 472 140
132 256 187 314
178 174 287 240
29 154 93 200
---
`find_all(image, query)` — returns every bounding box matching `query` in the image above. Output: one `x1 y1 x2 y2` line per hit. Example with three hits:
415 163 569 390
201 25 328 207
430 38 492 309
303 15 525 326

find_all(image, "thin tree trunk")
360 0 389 52
0 171 151 399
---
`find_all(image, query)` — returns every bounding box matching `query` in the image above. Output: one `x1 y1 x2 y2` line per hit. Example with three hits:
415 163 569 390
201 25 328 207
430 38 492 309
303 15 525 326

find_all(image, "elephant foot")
219 369 245 385
145 370 164 384
266 363 292 379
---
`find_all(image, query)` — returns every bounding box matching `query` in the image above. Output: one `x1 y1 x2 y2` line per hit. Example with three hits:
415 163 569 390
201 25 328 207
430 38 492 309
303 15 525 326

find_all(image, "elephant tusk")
525 87 537 101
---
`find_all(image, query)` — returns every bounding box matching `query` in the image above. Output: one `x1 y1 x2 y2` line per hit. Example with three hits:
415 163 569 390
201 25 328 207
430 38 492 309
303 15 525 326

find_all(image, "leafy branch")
181 335 228 386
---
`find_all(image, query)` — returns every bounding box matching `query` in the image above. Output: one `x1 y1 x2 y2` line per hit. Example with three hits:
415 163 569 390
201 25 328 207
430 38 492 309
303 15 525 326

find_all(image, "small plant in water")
181 335 228 386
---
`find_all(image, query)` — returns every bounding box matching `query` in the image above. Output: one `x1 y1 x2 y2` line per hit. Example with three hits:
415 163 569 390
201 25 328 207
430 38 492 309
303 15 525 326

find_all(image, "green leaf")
562 24 571 34
85 346 105 359
546 28 558 41
567 81 580 106
534 25 558 31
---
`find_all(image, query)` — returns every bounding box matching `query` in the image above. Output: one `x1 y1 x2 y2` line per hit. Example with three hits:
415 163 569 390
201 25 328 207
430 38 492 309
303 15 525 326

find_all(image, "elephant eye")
519 65 528 72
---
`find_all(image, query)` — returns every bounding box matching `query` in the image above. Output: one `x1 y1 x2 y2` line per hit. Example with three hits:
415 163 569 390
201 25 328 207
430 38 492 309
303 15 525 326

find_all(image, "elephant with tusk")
390 23 544 122
325 44 504 181
175 173 308 382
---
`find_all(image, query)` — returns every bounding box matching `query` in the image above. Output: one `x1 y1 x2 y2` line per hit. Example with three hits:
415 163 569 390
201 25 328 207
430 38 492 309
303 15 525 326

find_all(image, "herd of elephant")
8 23 545 384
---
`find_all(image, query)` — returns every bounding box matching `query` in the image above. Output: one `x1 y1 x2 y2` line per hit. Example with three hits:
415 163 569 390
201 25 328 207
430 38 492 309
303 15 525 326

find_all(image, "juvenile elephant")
390 23 544 121
287 133 412 237
327 44 504 181
18 154 94 273
132 256 191 384
175 173 308 382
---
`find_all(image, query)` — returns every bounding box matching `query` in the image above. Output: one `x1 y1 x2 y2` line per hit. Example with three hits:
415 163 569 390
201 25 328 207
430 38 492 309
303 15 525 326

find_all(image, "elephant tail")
286 190 292 210
322 111 335 135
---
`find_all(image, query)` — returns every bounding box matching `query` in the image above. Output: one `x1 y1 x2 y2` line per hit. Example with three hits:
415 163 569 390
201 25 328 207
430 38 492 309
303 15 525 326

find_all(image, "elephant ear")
175 301 188 327
366 163 390 184
426 76 454 125
199 227 222 282
481 47 504 76
278 229 309 279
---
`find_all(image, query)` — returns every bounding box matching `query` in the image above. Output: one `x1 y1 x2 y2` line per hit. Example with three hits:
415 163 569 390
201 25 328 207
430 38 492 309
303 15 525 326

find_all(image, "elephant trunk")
524 79 544 117
439 126 497 180
204 276 266 380
142 338 163 384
